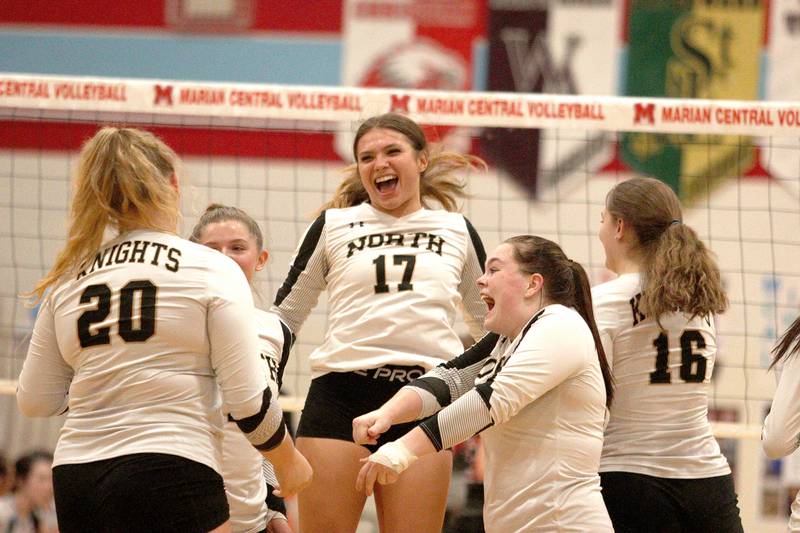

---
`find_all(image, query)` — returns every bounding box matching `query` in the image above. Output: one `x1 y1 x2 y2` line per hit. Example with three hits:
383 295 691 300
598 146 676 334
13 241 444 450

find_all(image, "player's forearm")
379 387 424 424
261 431 297 464
398 426 437 458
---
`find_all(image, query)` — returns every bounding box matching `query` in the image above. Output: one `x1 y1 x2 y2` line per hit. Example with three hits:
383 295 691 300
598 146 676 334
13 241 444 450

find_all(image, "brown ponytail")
771 316 800 369
605 177 727 324
505 236 614 406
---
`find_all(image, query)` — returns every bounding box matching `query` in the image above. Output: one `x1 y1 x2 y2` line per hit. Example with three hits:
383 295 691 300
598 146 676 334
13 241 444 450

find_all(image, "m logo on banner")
390 94 410 113
153 85 174 106
634 103 656 125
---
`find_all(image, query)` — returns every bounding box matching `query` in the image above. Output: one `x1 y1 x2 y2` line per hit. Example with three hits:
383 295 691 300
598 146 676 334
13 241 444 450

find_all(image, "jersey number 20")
77 280 157 348
649 330 707 384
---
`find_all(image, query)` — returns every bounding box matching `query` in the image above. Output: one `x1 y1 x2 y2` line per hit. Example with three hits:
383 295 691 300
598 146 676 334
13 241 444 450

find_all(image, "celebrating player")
191 204 295 533
762 315 800 531
592 176 743 532
16 127 311 533
352 236 614 532
271 113 487 532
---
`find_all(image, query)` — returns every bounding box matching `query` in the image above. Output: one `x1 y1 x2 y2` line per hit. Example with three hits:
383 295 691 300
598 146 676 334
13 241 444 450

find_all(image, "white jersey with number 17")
271 203 487 375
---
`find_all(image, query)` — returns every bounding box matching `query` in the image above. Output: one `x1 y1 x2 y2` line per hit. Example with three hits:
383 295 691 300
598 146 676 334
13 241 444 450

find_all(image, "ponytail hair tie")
670 219 681 226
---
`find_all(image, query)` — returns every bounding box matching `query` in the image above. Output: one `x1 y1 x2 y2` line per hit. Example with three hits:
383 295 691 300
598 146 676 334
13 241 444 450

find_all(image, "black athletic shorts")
600 471 744 533
297 364 426 453
52 453 229 533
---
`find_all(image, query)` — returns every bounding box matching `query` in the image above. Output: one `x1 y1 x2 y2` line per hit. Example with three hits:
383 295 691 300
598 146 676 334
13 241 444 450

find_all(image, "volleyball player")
271 113 487 532
352 236 614 532
763 316 800 531
16 127 311 533
191 204 294 533
592 177 743 532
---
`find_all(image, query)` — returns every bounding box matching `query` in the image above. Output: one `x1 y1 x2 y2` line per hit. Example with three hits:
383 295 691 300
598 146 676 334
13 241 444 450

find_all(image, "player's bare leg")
296 436 369 533
374 450 452 533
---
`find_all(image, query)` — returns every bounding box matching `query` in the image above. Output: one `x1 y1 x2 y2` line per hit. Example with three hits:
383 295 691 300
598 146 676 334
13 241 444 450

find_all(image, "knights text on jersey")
271 204 486 374
592 273 730 478
17 229 269 473
409 305 611 533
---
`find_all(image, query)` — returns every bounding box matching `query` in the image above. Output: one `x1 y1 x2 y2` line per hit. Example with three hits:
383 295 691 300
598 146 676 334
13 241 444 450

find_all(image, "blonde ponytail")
27 127 180 303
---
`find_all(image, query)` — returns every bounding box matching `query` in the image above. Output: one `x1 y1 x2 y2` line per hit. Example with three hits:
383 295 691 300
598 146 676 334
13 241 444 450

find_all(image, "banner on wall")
621 0 767 198
338 0 484 157
482 0 620 196
767 0 800 187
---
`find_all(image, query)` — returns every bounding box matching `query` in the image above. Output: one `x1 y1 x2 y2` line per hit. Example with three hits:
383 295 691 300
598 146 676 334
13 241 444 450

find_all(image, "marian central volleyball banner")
3 73 800 135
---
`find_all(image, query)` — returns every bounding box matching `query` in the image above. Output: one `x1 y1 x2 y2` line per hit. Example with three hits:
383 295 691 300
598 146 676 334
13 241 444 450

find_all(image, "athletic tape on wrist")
368 440 418 474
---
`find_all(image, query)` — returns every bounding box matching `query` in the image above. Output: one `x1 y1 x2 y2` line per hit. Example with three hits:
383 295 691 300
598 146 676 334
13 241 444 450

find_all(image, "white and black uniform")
271 203 486 374
271 203 486 448
406 305 611 533
592 273 742 532
17 230 287 532
763 352 800 532
221 310 293 533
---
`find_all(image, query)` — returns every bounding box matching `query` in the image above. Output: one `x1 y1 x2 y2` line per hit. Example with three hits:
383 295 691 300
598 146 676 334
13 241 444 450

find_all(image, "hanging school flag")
481 0 621 196
337 0 484 157
765 0 800 184
621 0 768 198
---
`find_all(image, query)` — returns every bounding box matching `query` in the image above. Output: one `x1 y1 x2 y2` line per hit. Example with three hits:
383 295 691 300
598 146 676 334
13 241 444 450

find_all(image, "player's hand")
355 458 399 496
272 448 313 498
355 440 417 495
266 516 293 533
352 409 392 445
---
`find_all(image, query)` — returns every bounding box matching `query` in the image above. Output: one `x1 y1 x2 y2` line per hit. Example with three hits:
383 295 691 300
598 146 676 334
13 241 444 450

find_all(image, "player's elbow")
16 391 62 417
230 388 286 450
762 432 797 459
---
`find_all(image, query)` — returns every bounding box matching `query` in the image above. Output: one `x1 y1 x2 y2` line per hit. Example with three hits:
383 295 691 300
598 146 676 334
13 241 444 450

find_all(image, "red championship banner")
337 0 485 156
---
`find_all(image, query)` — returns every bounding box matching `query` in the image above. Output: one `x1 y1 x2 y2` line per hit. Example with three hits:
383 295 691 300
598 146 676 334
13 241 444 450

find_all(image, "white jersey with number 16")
592 273 730 478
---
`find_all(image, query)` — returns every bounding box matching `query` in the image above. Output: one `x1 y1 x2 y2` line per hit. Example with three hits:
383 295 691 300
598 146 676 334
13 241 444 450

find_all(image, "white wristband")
368 440 418 474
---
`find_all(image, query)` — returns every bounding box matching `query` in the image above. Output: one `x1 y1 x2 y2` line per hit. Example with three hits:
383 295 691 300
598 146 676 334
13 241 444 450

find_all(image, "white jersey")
271 203 486 374
592 273 730 478
17 229 270 473
409 305 611 533
762 352 800 532
222 309 291 533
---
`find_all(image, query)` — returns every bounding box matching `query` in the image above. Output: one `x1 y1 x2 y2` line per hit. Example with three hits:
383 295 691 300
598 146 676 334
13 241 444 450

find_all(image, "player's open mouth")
481 295 495 311
375 175 399 193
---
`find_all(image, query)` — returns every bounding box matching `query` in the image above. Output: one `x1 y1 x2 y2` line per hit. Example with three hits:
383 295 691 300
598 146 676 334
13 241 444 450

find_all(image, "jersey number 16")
649 330 707 384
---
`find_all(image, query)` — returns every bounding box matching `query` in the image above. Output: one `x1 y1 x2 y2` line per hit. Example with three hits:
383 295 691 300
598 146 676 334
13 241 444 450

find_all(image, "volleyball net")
2 73 799 527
